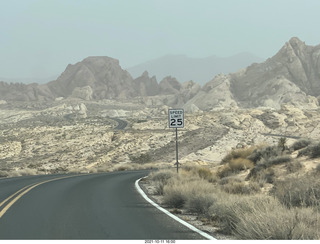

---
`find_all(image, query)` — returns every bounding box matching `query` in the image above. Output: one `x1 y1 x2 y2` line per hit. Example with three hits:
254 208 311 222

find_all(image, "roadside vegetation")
147 138 320 240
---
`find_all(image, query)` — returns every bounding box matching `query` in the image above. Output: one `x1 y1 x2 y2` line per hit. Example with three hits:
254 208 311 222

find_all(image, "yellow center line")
0 174 84 219
0 184 34 209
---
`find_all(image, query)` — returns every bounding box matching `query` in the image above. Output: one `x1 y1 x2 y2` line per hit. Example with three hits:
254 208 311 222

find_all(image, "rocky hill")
185 37 320 111
1 37 320 111
230 37 320 108
126 53 264 85
0 81 54 102
47 56 137 100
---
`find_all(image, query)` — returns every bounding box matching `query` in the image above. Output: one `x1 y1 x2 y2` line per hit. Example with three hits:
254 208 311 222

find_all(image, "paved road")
111 118 128 130
0 171 207 240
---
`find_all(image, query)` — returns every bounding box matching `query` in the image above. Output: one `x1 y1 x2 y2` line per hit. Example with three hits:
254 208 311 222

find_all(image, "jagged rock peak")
289 37 305 46
82 56 120 65
141 71 149 77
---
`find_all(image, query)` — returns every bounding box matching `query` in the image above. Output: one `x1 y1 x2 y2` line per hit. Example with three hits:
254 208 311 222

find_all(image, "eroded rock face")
71 86 93 100
1 37 320 111
184 74 238 111
229 37 320 108
133 71 159 96
48 56 137 100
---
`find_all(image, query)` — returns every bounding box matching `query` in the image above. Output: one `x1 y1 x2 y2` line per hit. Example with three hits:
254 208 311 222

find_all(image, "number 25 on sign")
168 109 184 173
168 109 184 128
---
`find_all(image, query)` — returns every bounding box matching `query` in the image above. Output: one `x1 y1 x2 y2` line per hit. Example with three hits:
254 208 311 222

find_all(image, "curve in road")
0 171 211 240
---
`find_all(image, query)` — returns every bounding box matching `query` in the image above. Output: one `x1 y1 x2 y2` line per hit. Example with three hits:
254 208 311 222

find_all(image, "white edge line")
135 177 217 240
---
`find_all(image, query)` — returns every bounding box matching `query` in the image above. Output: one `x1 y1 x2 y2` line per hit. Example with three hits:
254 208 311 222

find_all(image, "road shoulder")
136 176 233 240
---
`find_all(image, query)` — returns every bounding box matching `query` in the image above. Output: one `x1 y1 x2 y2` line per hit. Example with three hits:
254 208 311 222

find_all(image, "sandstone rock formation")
47 56 137 100
229 37 320 109
133 71 159 96
1 37 320 111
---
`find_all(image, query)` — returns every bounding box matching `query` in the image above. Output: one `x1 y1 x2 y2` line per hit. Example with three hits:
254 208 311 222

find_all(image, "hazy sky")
1 0 320 81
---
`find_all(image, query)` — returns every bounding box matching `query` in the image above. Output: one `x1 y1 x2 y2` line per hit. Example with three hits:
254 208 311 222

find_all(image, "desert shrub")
163 178 215 209
272 175 320 208
291 139 312 151
234 203 320 239
185 193 216 214
217 158 254 179
149 169 174 182
278 137 287 152
221 146 256 165
217 164 233 178
247 146 280 164
297 144 314 157
208 194 275 235
298 142 320 158
246 155 291 182
221 180 260 195
154 181 166 195
130 153 151 164
116 166 128 171
149 170 175 195
247 167 275 185
0 170 9 178
209 194 320 239
263 155 292 166
286 161 303 173
219 176 242 186
229 158 254 171
196 167 213 180
311 142 320 158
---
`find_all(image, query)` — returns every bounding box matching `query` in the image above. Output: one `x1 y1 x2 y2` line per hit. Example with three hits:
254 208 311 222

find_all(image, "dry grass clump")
290 139 312 151
272 175 320 209
298 141 320 158
163 177 215 209
147 140 320 240
233 200 320 239
217 158 254 178
149 169 175 195
8 168 39 177
221 146 256 165
208 194 320 239
286 160 303 173
221 179 260 195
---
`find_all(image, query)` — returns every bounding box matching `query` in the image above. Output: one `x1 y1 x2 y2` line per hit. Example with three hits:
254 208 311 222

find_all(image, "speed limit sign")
168 109 184 128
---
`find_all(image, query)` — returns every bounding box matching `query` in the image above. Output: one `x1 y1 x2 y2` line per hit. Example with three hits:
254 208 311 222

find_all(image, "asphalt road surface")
111 118 128 130
0 170 208 240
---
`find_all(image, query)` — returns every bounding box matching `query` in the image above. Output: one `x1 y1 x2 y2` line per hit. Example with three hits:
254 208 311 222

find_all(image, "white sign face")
168 109 184 128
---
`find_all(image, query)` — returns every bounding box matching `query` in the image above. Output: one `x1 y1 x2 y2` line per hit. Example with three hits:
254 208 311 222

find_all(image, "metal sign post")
168 109 184 173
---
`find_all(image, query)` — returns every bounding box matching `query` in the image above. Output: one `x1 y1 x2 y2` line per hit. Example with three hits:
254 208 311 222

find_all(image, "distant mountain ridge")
126 53 264 85
1 37 320 111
